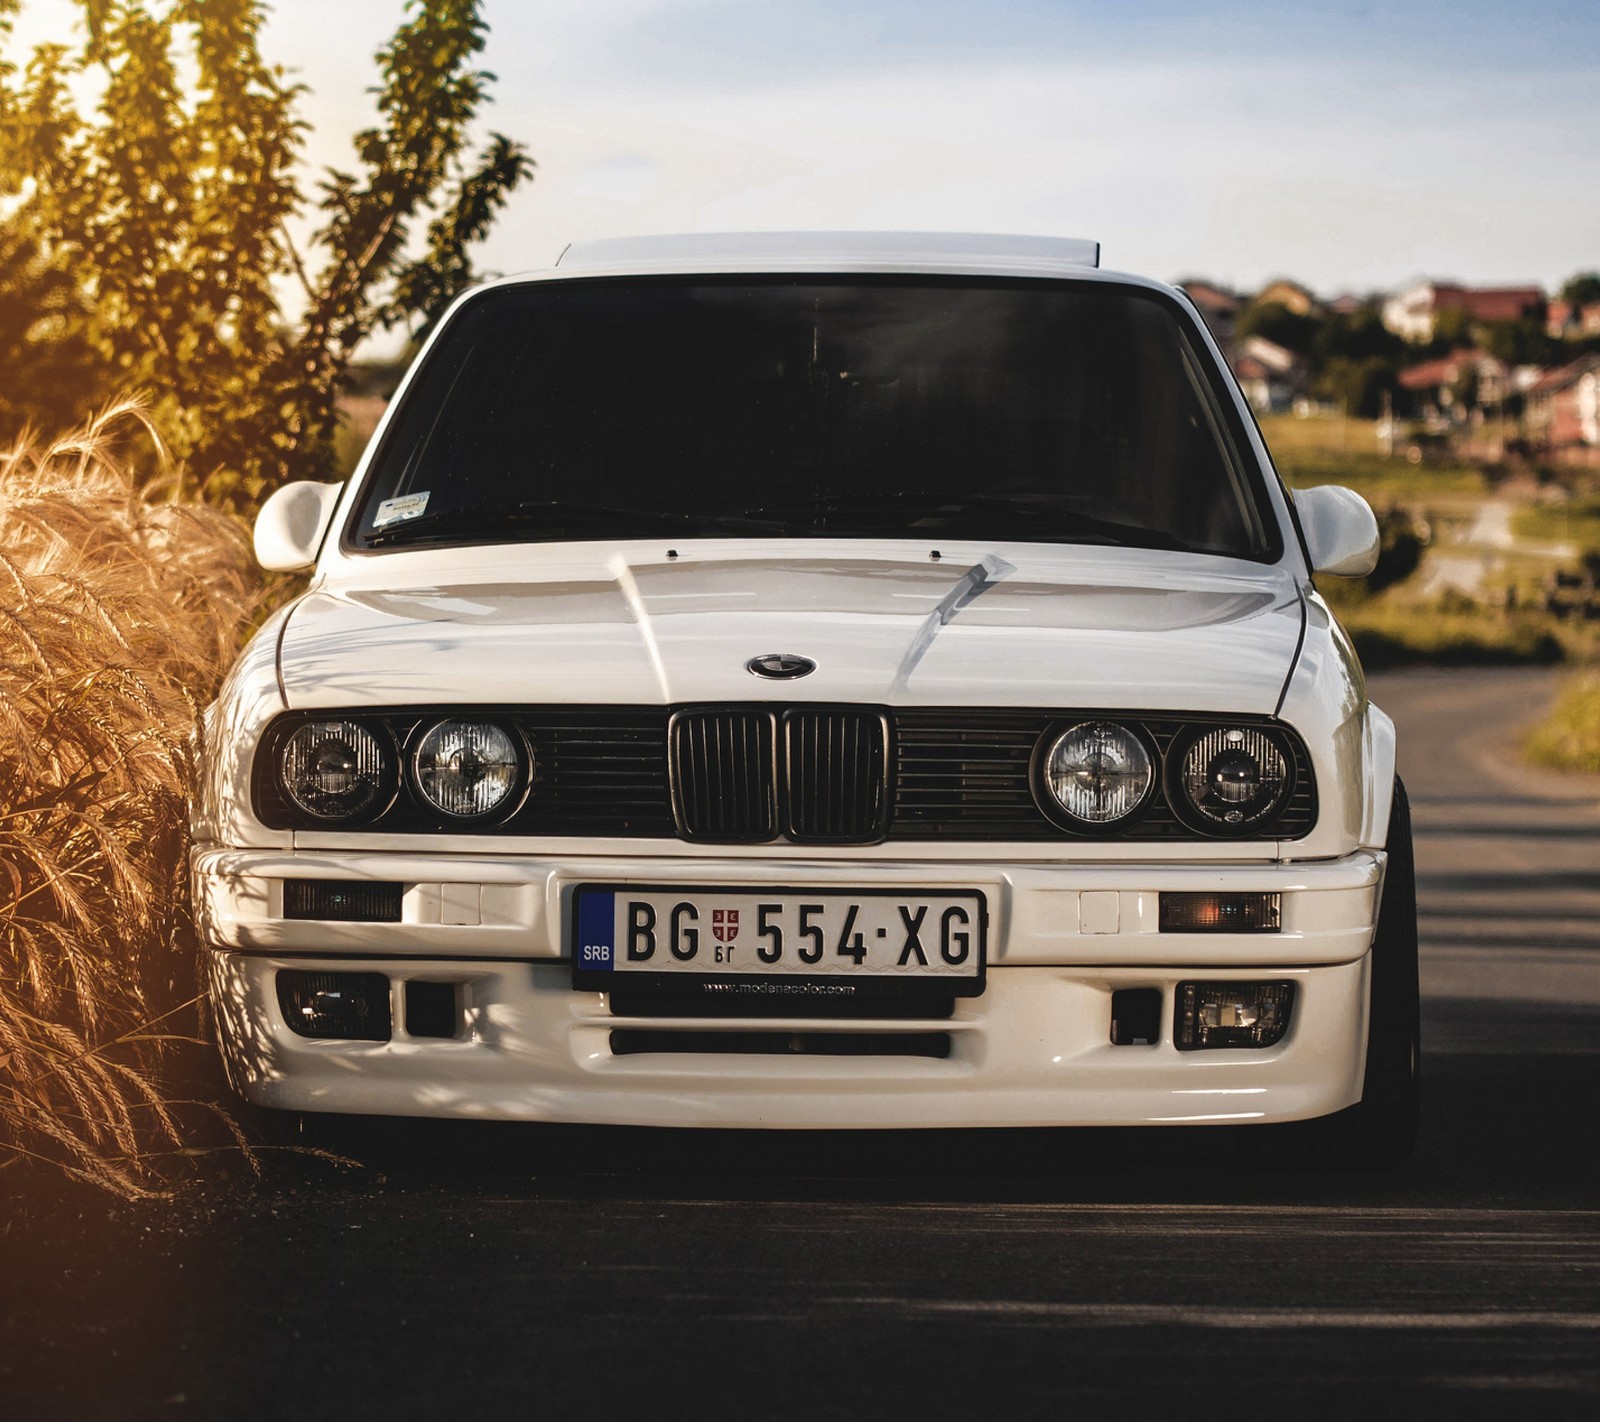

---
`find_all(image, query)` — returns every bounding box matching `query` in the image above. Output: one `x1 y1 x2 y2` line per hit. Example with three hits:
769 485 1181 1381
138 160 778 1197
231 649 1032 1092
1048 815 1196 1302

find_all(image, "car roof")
551 231 1102 278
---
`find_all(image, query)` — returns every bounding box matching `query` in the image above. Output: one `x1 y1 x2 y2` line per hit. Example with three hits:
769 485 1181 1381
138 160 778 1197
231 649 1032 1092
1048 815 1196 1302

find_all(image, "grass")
1256 414 1490 501
1277 452 1488 502
1341 606 1567 669
1255 412 1384 454
1260 415 1592 671
1321 572 1586 670
1511 498 1600 551
1525 673 1600 773
0 401 261 1196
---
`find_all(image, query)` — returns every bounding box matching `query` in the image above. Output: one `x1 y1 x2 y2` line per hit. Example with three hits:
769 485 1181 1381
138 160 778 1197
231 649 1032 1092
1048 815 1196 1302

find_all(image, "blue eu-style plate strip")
576 891 616 971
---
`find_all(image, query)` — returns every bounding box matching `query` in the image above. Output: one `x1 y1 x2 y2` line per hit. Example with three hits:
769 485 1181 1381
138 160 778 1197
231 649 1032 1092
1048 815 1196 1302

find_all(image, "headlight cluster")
1177 726 1290 830
280 721 391 822
1041 721 1155 827
276 718 528 826
1035 719 1296 836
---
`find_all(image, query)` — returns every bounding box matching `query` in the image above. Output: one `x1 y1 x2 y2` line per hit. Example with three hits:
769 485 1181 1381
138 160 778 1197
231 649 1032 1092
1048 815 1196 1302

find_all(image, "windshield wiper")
748 490 1194 551
362 500 792 547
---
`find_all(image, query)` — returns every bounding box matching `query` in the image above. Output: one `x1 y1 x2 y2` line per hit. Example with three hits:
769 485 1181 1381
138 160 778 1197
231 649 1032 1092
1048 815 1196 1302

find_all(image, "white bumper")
195 847 1381 1128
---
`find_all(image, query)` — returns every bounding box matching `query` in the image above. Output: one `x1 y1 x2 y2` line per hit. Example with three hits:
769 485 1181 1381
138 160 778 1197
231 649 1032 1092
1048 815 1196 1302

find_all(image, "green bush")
1344 605 1566 669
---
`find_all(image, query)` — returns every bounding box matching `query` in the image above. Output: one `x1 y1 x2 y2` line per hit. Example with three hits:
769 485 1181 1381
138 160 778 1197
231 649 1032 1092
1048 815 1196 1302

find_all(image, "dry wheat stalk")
1 399 262 1196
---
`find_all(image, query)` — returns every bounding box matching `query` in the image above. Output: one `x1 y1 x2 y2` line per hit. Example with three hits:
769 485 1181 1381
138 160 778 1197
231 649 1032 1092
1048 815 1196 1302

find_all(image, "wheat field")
0 401 262 1196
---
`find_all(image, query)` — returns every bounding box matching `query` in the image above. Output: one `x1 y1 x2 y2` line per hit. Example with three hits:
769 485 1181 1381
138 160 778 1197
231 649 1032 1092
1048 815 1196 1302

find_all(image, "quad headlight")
1039 720 1155 829
1174 726 1293 831
411 719 525 821
279 720 393 823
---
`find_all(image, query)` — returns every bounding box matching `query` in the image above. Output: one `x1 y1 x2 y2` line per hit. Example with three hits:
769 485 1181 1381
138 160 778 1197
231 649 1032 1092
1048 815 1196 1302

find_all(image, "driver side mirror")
253 481 344 572
1294 485 1379 577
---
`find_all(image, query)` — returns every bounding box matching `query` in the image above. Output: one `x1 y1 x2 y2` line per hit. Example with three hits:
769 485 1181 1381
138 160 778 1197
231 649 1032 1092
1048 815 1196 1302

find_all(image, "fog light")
1175 980 1294 1050
277 970 391 1041
1160 892 1280 933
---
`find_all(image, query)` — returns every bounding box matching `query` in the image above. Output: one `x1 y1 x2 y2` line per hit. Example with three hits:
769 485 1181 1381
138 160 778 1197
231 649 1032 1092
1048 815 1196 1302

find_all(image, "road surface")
4 668 1597 1418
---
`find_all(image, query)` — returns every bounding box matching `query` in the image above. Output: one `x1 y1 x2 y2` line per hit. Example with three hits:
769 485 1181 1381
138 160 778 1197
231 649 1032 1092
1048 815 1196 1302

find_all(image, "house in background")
1233 335 1306 413
1397 349 1510 423
1546 300 1600 340
1179 280 1242 346
1526 354 1600 449
1382 281 1545 342
1327 293 1370 316
1254 279 1324 318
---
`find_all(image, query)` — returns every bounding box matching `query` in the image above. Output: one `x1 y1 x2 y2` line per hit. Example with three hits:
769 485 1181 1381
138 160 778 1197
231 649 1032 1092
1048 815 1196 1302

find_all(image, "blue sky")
10 1 1599 295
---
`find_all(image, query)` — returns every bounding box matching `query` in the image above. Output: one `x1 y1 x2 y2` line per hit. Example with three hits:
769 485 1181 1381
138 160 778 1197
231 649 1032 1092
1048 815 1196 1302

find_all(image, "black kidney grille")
784 710 889 842
671 710 777 841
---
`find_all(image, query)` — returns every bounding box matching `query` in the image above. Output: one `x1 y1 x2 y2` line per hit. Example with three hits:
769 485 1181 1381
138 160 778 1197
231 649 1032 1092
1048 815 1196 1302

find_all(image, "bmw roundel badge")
746 652 817 679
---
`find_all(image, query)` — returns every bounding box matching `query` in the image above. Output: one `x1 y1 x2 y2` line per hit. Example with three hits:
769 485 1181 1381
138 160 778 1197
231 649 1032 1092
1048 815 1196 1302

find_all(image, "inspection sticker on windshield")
373 491 430 528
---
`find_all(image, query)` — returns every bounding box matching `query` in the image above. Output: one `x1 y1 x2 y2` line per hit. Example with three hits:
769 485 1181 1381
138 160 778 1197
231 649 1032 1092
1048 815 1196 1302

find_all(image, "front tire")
1303 776 1421 1167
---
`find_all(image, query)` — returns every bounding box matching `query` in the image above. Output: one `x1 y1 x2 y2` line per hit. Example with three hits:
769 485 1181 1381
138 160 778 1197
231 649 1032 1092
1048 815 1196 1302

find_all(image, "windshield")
348 276 1277 559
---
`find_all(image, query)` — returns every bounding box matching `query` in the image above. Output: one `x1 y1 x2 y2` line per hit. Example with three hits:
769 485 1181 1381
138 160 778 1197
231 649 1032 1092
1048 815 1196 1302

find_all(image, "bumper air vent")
609 1029 951 1058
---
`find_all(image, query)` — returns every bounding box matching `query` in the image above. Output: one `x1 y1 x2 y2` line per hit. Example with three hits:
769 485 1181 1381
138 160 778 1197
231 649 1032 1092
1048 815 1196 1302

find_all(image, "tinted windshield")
349 276 1277 558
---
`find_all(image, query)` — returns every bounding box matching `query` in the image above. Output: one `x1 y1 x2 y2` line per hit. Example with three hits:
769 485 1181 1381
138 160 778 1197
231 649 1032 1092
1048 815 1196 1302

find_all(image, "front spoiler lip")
206 952 1370 1129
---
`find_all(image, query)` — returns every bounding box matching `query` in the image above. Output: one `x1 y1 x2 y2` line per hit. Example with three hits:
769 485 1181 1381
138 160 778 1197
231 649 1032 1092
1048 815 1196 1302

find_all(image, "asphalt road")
4 667 1598 1419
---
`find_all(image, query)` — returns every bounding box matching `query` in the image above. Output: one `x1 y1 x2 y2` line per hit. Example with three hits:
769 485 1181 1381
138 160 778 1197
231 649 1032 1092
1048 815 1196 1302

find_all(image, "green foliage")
0 224 102 428
1313 354 1396 419
1236 299 1319 355
1512 498 1600 553
1558 272 1600 308
1345 607 1565 670
1312 308 1404 366
1428 306 1474 352
1481 317 1557 367
1367 507 1426 595
0 0 532 508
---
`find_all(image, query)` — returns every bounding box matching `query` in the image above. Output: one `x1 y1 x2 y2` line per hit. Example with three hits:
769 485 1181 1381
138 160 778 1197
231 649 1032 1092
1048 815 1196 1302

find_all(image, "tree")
1236 299 1319 356
0 0 531 507
1312 307 1404 367
1313 355 1395 420
1559 272 1600 308
0 223 105 429
1426 305 1474 353
1480 317 1557 368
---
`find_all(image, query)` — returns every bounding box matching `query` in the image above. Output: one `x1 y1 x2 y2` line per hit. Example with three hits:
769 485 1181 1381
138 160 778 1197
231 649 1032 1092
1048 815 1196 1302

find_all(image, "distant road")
4 668 1598 1420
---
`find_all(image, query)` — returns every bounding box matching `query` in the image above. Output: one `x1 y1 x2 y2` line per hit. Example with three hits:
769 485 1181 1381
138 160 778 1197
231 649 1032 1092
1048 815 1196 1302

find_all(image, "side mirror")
1294 485 1379 577
253 481 344 572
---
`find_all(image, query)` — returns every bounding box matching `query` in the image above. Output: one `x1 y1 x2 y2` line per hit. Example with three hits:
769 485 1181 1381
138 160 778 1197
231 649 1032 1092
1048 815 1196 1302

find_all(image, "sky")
7 0 1599 299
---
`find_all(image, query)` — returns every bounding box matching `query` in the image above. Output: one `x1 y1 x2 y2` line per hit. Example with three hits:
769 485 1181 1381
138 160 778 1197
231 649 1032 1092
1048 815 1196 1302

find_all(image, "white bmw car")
192 232 1418 1166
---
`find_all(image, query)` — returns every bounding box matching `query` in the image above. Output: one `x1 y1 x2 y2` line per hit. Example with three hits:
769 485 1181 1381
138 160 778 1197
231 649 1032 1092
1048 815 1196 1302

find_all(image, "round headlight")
1040 721 1154 828
412 720 523 821
1177 727 1291 831
279 720 391 822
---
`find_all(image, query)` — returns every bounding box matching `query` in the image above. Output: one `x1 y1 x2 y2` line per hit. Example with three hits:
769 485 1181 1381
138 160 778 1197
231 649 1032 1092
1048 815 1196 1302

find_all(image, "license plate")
571 885 986 998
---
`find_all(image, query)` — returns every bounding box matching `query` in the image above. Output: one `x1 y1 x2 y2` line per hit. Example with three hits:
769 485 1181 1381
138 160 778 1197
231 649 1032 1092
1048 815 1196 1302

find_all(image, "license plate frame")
570 884 987 1000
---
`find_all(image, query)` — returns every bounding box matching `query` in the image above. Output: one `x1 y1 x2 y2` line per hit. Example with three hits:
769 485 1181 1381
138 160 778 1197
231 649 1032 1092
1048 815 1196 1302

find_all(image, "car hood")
278 545 1306 714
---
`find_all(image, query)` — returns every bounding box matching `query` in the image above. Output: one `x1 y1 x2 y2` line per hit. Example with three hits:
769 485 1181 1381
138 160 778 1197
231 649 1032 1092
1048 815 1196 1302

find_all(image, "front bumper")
195 847 1381 1128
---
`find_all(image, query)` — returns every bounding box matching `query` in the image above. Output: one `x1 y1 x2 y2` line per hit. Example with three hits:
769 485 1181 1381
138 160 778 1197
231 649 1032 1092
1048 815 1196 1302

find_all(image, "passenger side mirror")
254 481 344 572
1294 485 1379 577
